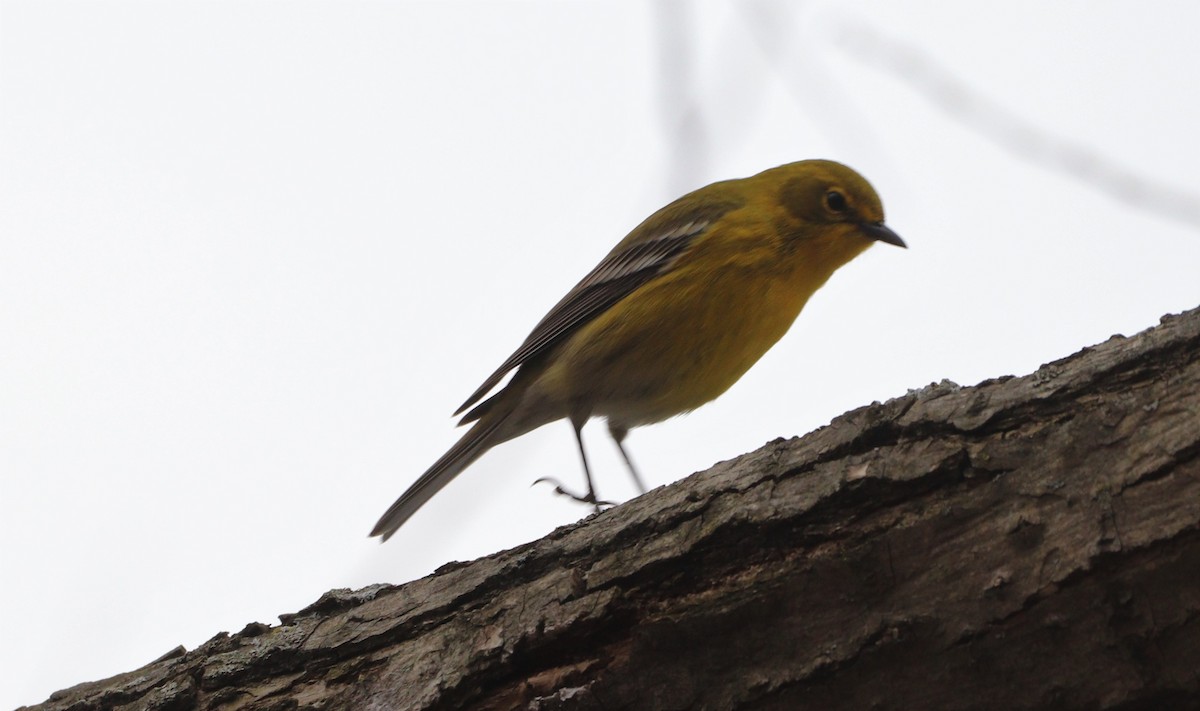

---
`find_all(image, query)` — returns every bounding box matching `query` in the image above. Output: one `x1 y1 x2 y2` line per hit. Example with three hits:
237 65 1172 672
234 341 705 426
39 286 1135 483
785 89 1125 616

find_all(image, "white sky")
3 2 1199 707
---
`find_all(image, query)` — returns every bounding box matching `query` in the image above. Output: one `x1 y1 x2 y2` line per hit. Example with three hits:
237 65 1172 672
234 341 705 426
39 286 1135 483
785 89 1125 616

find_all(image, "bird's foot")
531 477 615 513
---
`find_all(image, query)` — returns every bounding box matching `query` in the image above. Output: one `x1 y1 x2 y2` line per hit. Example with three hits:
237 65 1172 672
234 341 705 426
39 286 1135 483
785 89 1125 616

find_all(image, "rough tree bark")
26 306 1200 711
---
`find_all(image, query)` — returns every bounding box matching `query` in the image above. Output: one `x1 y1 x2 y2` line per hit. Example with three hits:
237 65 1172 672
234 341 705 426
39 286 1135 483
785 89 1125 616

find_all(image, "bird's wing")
454 202 736 419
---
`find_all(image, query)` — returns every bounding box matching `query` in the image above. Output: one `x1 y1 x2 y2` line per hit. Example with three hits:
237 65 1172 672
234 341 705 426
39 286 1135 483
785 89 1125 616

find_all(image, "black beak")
861 221 906 248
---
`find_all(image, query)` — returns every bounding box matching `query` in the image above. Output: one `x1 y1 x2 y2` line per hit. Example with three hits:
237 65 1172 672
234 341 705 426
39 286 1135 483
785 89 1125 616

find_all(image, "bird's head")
773 159 906 265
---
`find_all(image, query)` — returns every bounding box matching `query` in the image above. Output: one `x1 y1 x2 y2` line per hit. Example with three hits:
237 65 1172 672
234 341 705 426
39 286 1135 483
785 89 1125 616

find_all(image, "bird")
371 159 905 541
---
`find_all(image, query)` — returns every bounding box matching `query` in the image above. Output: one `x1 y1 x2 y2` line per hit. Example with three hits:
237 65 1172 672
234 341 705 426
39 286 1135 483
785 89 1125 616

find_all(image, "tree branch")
28 306 1200 711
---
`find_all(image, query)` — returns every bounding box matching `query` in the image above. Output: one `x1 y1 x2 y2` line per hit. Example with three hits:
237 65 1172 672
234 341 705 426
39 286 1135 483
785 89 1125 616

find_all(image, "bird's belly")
559 265 817 426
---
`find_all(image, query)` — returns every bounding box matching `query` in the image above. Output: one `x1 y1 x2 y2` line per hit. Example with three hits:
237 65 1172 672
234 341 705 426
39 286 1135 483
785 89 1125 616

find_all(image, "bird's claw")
531 477 615 513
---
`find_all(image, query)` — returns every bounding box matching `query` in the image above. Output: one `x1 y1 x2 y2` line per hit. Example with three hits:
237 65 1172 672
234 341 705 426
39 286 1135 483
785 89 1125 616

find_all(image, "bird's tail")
370 416 505 542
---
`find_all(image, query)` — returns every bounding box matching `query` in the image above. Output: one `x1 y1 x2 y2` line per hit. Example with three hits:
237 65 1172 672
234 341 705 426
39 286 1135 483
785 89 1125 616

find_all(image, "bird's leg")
607 421 647 494
531 417 613 511
530 478 616 509
570 417 601 512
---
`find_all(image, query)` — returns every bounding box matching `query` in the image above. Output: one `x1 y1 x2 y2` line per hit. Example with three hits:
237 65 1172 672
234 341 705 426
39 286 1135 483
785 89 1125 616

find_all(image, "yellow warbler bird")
371 159 904 541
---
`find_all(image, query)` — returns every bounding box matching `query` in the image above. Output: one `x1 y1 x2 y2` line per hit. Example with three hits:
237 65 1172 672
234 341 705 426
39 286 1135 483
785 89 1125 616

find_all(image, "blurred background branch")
654 0 708 196
834 21 1200 232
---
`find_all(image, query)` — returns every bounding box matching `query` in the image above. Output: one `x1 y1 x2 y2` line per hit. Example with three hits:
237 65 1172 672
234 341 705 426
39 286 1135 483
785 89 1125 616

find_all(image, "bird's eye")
825 190 848 213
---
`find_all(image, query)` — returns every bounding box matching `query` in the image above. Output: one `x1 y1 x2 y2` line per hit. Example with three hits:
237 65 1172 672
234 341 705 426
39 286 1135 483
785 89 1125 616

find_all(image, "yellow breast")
556 243 856 424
